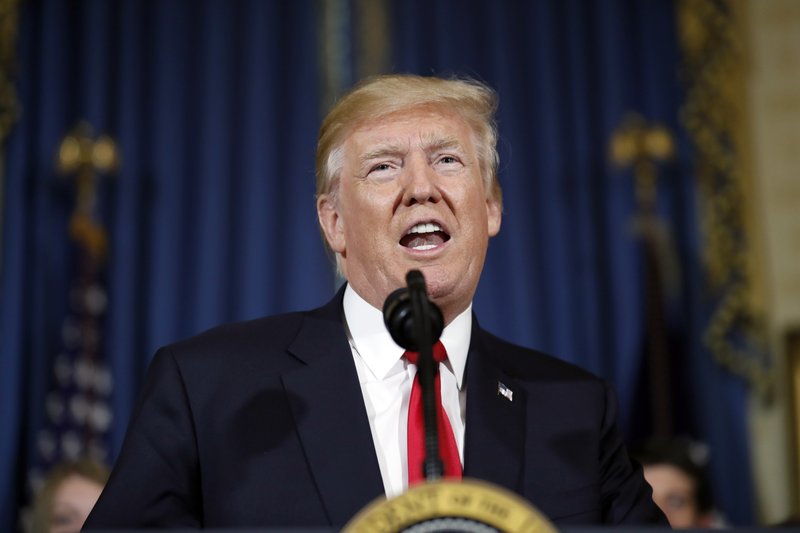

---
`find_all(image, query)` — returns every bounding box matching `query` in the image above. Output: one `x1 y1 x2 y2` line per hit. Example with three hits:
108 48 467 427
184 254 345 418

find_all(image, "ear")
486 194 502 237
317 194 346 253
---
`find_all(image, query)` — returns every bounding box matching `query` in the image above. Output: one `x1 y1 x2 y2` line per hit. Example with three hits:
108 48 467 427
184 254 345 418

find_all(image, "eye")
433 154 464 173
371 162 393 172
665 494 690 510
438 155 459 165
364 160 400 181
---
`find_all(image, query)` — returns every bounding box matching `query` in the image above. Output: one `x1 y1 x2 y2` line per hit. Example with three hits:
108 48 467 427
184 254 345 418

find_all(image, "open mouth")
400 222 451 251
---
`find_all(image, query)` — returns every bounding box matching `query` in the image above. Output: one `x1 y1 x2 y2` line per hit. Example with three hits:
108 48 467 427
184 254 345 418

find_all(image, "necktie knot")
403 340 447 366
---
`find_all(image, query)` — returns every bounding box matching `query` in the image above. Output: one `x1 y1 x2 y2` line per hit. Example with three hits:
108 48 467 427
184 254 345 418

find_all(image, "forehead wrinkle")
352 114 475 171
413 129 476 163
421 134 465 155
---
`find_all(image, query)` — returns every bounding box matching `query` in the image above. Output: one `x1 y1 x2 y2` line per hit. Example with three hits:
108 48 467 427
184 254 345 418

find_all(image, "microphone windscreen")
382 271 444 350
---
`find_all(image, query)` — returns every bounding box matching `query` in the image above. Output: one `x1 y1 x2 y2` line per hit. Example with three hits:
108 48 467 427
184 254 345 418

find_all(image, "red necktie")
404 340 463 485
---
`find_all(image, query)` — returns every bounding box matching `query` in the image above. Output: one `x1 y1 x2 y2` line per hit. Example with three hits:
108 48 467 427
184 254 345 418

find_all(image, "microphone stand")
406 271 444 481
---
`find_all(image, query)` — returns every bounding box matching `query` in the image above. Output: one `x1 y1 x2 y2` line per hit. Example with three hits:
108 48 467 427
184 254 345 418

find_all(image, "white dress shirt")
342 284 470 498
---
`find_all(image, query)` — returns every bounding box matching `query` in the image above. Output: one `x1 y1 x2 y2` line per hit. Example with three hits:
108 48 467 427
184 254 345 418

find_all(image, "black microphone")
383 270 446 482
382 271 444 351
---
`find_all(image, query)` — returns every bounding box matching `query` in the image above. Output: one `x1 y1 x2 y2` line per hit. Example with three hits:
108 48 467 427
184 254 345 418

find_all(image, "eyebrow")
421 135 464 154
359 135 466 164
359 143 407 164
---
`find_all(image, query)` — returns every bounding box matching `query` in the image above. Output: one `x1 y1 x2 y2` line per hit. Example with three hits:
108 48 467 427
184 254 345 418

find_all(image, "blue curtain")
0 0 754 529
390 0 754 524
1 1 332 529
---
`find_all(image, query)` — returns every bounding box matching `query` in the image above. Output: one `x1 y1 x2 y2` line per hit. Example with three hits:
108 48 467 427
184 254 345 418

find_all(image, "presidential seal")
344 479 558 533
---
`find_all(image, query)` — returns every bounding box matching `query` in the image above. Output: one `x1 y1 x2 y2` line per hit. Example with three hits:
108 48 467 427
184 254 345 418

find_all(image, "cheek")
349 197 393 236
344 215 386 254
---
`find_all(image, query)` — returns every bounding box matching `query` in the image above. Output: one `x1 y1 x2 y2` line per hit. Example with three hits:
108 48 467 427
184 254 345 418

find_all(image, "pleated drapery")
1 1 755 528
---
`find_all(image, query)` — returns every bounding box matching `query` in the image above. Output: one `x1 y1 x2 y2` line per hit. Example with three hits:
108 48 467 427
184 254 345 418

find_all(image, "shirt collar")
343 284 471 389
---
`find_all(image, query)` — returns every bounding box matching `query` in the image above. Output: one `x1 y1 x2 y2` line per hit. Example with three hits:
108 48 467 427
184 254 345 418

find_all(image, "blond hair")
315 74 502 206
28 459 109 533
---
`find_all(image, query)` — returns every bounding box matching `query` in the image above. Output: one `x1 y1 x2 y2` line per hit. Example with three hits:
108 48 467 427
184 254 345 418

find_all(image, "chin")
416 269 447 292
424 278 462 305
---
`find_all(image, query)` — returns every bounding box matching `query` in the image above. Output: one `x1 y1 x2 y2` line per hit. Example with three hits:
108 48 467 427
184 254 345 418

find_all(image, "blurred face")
49 474 103 533
317 104 501 323
644 464 703 528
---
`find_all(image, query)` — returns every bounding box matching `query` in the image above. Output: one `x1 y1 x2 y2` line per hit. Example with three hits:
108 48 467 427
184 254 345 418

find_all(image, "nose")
402 154 442 206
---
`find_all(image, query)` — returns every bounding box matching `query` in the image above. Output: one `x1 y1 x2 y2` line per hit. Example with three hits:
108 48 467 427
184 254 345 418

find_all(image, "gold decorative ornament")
676 0 771 400
55 122 120 266
610 113 675 211
318 0 351 113
610 114 680 438
0 0 20 269
318 0 390 113
0 0 20 146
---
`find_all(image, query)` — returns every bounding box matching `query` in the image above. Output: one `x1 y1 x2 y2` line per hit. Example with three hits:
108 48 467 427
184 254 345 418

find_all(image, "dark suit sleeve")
83 348 203 529
598 381 669 525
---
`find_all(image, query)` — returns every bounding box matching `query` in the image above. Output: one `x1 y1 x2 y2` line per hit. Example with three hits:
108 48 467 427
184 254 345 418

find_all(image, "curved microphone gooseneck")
383 270 445 481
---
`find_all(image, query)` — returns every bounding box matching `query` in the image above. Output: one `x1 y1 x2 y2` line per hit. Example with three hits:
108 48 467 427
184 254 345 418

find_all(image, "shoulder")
472 327 616 430
154 290 345 376
474 327 602 384
142 313 305 390
167 311 307 359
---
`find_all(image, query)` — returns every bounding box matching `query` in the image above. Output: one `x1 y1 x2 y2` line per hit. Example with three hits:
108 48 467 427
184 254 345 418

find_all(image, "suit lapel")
279 296 526 522
280 292 384 526
463 324 526 492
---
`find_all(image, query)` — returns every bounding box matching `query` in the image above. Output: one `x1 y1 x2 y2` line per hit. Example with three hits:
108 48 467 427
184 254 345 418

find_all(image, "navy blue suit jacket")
84 288 665 529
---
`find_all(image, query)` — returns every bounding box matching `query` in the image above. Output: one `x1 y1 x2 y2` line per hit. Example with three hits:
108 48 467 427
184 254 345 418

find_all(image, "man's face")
317 104 501 322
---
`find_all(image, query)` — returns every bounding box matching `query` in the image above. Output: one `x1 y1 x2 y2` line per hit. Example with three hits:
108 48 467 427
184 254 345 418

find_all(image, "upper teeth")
407 223 442 235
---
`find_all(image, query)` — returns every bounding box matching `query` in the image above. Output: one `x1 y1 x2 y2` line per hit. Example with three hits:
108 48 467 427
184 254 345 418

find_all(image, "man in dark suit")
84 75 666 529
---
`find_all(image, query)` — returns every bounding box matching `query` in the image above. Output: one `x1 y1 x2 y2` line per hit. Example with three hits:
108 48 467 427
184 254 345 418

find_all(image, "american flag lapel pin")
497 381 513 402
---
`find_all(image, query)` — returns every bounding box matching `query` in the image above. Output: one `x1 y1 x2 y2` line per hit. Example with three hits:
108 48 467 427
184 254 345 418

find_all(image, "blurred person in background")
25 459 109 533
633 438 718 528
